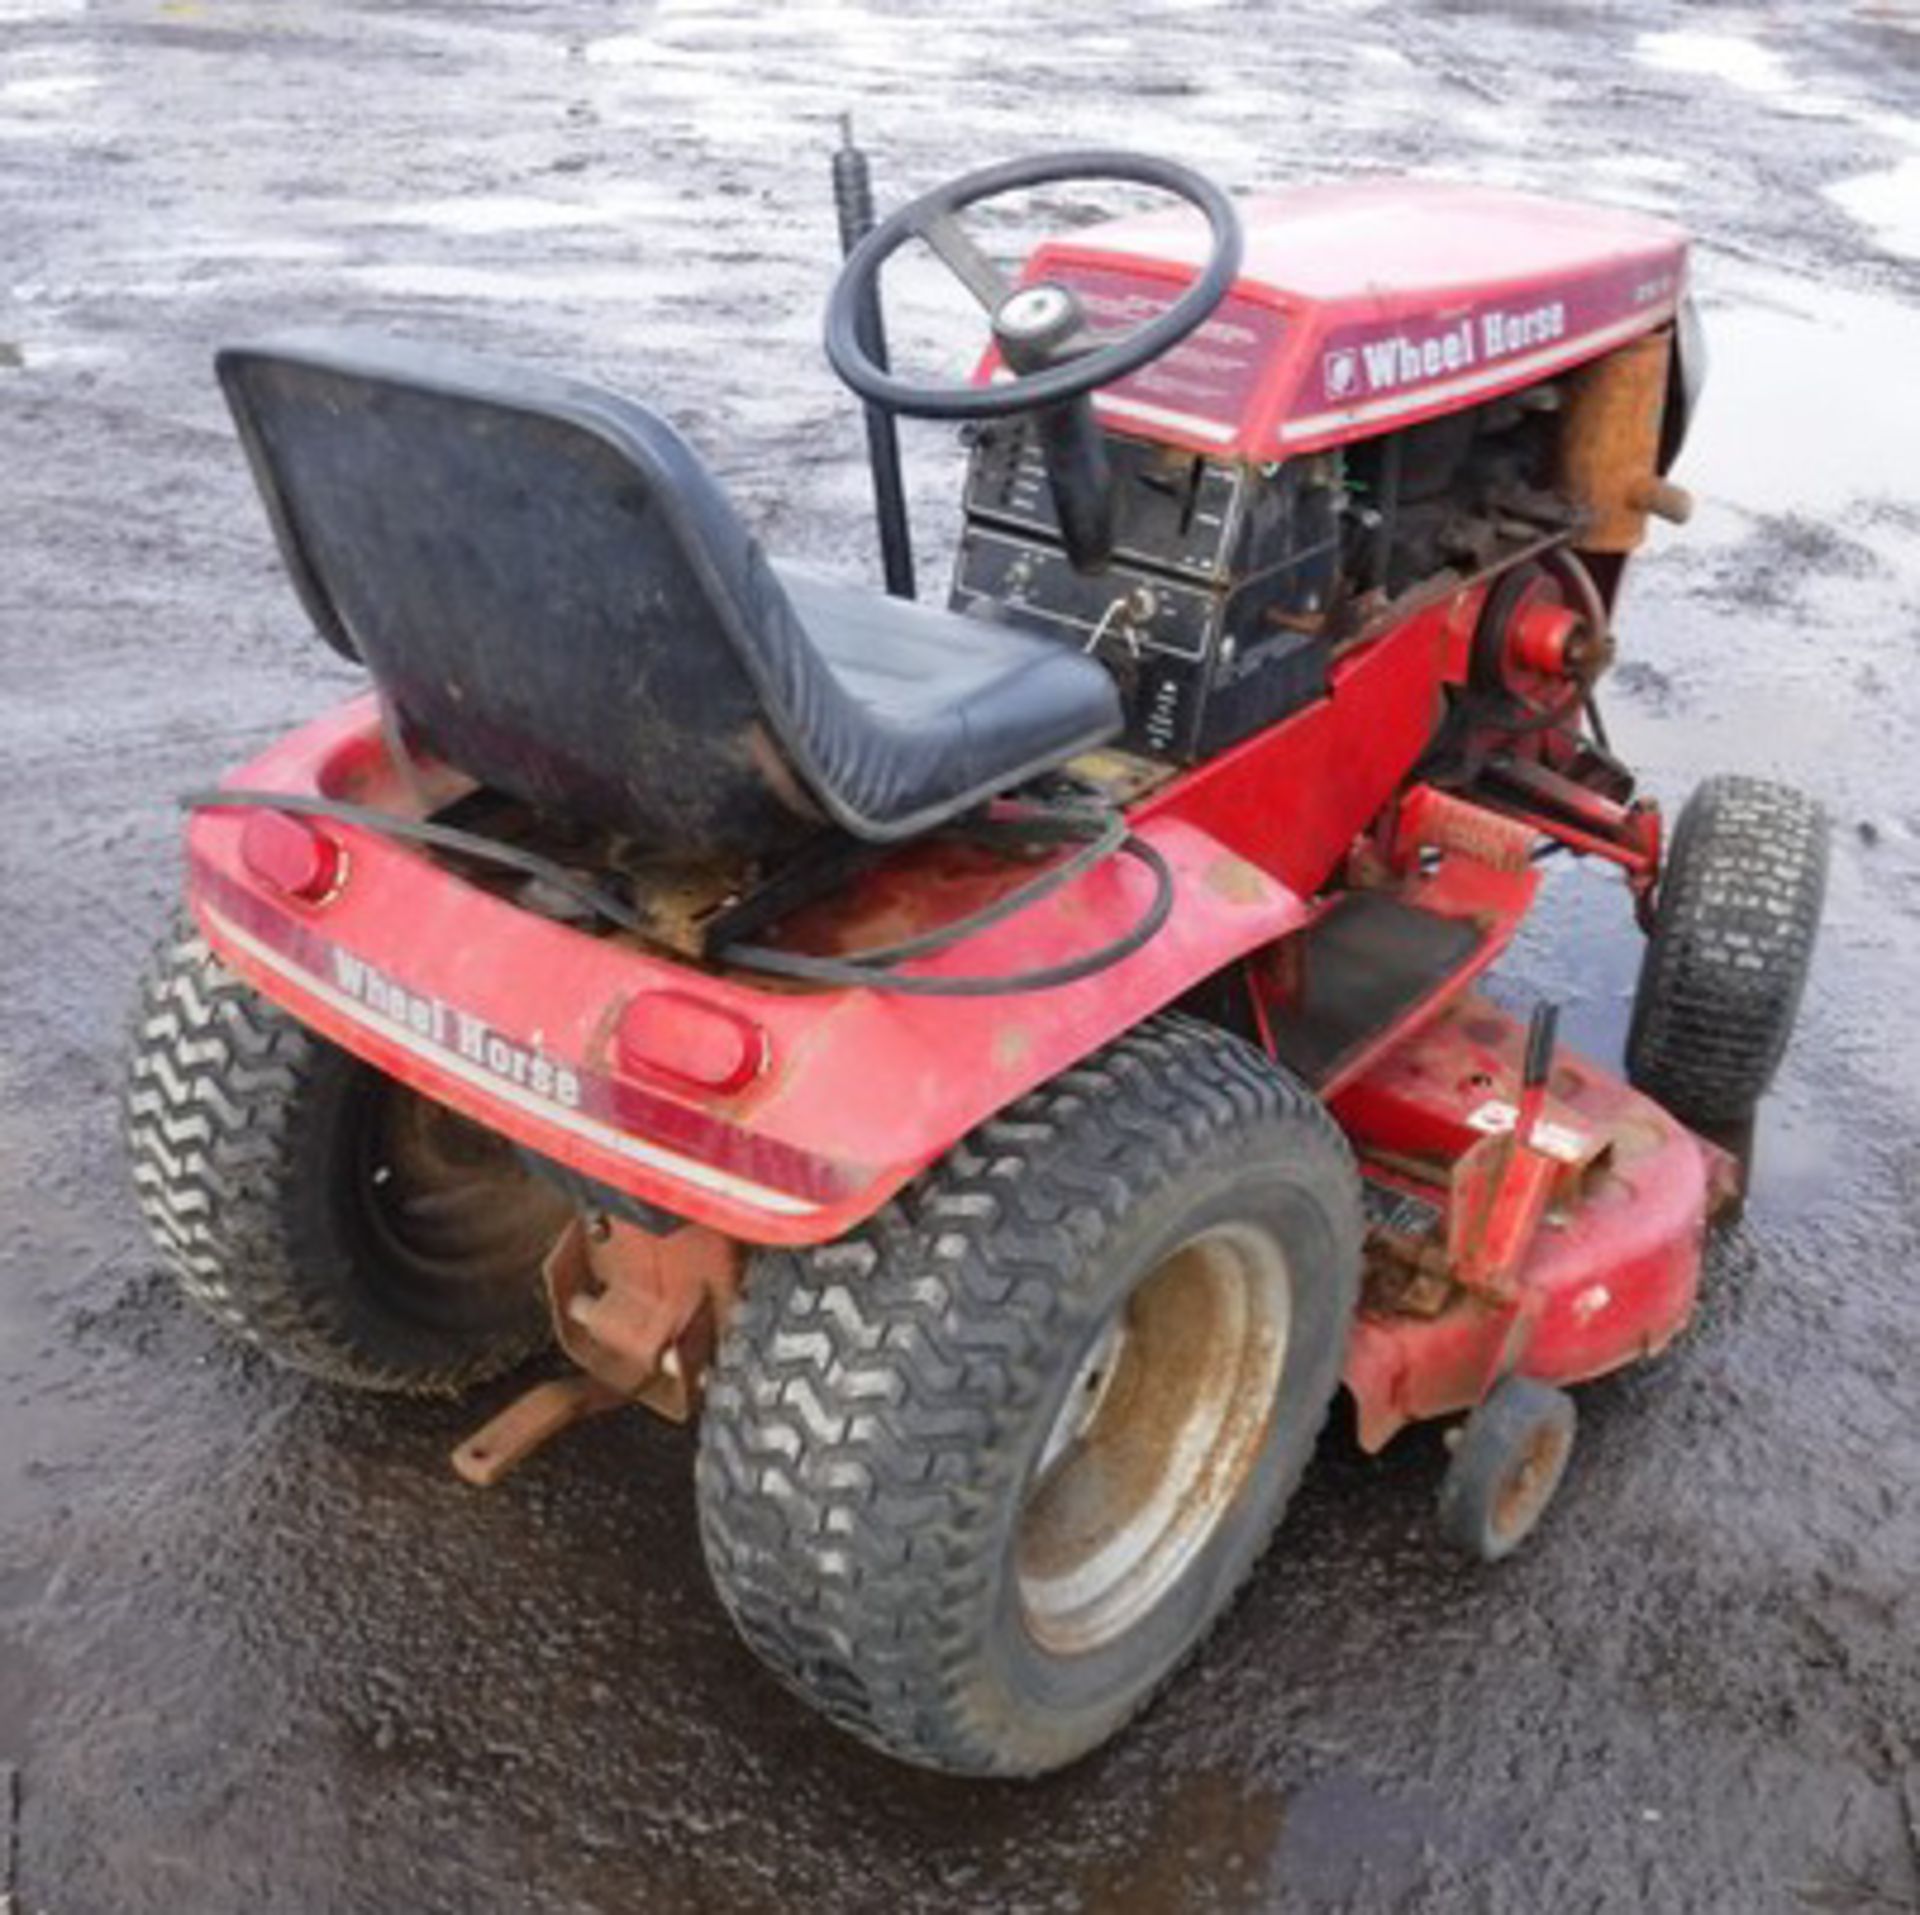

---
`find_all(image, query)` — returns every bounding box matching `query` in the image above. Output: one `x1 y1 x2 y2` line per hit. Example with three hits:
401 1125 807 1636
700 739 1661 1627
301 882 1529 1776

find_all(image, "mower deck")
1333 994 1739 1450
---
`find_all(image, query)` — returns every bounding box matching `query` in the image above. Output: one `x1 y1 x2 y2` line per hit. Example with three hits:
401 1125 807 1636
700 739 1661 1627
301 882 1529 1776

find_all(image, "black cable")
717 834 1175 996
819 807 1126 966
182 788 1173 997
181 788 653 934
1583 689 1612 754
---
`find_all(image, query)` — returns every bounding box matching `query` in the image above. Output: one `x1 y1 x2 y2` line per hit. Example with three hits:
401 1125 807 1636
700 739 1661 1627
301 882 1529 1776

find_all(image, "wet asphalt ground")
3 2 1919 1909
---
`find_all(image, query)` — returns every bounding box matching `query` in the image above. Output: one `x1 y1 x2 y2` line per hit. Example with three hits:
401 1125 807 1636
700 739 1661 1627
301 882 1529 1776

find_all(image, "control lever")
831 117 916 599
1518 1000 1559 1149
993 283 1114 572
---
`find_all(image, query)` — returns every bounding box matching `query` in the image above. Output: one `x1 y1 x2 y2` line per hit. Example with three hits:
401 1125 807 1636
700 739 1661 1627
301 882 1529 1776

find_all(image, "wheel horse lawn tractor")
126 143 1827 1777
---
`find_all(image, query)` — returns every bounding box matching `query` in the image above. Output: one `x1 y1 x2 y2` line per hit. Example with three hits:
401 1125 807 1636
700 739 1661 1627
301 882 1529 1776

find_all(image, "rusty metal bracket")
546 1214 739 1417
450 1214 742 1486
451 1374 627 1488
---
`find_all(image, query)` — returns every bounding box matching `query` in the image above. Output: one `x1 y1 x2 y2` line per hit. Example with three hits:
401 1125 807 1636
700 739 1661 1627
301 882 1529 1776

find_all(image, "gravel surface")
2 3 1917 1910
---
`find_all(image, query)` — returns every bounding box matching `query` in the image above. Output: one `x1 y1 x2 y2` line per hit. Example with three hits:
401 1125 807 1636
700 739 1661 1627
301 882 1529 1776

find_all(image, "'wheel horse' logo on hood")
1321 299 1569 405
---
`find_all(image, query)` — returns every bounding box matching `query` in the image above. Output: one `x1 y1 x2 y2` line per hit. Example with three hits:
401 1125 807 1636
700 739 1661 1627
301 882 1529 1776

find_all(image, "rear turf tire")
1626 776 1827 1127
124 914 564 1395
695 1014 1363 1776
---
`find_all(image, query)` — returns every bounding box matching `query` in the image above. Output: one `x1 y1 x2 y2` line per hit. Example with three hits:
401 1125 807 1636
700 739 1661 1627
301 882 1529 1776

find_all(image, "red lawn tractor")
126 146 1826 1776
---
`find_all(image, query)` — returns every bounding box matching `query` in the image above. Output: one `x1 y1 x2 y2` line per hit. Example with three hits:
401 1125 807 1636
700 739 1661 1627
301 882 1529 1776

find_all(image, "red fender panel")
188 695 1310 1245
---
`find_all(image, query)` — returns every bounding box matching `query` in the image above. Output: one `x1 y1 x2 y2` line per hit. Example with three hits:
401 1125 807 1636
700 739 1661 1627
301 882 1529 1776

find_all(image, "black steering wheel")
824 150 1244 422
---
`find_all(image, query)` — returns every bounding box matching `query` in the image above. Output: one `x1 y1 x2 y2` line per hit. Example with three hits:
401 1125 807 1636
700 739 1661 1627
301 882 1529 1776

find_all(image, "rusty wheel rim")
1492 1421 1572 1543
1015 1224 1292 1658
360 1082 570 1295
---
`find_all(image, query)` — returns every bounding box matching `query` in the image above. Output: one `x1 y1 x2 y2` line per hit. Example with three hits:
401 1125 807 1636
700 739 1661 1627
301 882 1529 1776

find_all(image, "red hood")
1003 178 1689 457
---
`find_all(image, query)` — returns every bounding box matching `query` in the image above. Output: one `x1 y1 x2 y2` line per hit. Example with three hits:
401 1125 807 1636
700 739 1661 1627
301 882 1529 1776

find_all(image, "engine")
951 385 1575 763
945 177 1694 765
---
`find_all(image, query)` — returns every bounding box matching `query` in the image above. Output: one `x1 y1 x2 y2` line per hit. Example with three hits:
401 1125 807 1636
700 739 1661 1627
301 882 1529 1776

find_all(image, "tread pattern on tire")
1627 775 1827 1126
124 914 547 1395
694 1012 1360 1775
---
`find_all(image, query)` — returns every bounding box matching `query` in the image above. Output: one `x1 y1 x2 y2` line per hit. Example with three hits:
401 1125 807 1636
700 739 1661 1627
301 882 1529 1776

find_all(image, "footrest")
1260 893 1485 1087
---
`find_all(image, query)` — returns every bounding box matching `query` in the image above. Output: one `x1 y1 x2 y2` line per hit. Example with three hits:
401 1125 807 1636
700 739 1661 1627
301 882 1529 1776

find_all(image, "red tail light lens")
616 990 767 1095
240 809 345 903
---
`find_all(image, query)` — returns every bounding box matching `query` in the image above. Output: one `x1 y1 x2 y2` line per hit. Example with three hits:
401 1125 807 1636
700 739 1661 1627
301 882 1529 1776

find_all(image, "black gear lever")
993 282 1114 572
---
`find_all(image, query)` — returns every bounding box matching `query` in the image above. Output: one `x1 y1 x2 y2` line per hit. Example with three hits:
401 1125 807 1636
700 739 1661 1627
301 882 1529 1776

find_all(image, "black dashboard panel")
954 526 1220 662
950 420 1335 762
962 423 1248 582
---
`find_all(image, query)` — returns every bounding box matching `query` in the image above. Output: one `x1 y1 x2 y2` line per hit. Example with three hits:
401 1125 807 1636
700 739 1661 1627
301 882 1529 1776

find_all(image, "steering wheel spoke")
824 151 1244 422
915 208 1013 313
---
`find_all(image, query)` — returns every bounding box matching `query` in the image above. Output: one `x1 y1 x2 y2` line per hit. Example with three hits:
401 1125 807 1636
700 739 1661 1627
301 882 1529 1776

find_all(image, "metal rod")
831 115 915 600
1370 429 1403 593
1522 1001 1559 1090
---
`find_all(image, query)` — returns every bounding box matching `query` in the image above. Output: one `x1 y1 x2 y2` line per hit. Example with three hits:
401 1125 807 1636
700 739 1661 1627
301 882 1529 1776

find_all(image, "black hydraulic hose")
181 788 653 933
180 789 1172 997
1582 689 1612 754
795 807 1127 966
716 833 1174 996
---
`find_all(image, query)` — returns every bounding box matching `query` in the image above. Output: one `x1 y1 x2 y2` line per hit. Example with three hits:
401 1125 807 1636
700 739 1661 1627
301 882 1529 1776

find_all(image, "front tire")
695 1015 1362 1776
125 915 565 1394
1626 775 1827 1127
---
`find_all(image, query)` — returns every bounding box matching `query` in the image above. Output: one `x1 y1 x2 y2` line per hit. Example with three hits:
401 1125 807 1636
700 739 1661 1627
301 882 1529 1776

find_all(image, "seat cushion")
778 570 1122 828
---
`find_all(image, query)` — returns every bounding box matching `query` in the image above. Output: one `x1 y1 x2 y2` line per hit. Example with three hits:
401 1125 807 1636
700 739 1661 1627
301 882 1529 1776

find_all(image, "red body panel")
185 586 1494 1247
997 180 1687 458
189 697 1316 1246
1133 590 1478 886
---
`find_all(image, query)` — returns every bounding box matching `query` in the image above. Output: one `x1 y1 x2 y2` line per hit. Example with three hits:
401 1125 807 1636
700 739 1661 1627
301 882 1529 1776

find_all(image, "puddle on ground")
1680 274 1920 535
1826 152 1920 259
1637 28 1795 96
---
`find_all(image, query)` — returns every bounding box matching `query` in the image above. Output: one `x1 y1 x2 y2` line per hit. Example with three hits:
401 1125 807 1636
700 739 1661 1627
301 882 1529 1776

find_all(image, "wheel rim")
1015 1223 1292 1658
356 1081 570 1316
1492 1421 1572 1544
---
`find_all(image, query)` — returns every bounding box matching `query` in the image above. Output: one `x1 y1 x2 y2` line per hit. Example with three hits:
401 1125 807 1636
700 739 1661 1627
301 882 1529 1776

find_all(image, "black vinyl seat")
216 330 1121 857
777 569 1121 803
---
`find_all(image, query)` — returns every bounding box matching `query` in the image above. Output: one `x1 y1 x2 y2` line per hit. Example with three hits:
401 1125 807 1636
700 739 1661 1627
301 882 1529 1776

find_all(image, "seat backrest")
217 330 837 856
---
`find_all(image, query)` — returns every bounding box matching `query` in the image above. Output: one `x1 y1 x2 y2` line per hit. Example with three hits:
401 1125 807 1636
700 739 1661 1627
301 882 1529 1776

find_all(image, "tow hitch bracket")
451 1214 743 1486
